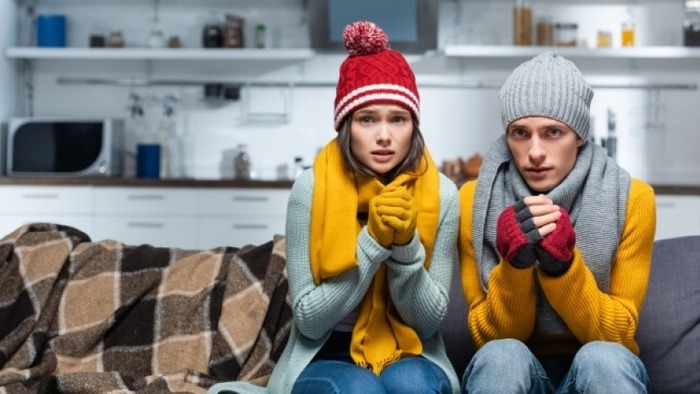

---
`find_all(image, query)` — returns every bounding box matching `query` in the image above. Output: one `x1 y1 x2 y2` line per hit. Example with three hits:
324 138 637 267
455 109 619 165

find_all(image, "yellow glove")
368 194 395 247
376 187 417 245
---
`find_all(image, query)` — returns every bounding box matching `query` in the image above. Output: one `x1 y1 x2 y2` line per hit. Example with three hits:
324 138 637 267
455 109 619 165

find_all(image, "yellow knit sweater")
458 178 656 356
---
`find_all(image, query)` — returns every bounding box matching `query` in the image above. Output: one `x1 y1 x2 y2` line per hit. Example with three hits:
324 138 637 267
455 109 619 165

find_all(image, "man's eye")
548 128 562 137
511 129 526 138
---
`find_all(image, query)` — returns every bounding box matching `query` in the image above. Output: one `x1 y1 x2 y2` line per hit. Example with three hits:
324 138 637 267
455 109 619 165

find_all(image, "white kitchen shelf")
443 45 700 59
4 47 315 61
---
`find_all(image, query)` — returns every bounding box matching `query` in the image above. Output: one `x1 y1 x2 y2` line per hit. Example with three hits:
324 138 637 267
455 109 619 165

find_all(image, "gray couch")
440 235 700 394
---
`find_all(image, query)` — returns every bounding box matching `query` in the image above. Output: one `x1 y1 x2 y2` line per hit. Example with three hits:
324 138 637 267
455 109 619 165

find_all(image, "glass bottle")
234 144 252 180
255 23 266 48
513 0 532 46
621 7 635 47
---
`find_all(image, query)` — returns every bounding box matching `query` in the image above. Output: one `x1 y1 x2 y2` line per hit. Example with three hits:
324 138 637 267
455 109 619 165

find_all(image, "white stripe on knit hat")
334 92 420 129
336 84 419 111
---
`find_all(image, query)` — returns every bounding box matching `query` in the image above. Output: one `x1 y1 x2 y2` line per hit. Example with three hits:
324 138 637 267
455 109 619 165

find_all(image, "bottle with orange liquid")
622 7 635 47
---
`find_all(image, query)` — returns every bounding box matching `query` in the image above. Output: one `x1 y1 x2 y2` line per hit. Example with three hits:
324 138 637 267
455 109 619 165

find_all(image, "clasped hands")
496 195 576 276
367 186 417 247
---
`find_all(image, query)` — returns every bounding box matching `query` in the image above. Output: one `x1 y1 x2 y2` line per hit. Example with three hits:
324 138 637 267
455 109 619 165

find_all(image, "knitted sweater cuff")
389 231 423 265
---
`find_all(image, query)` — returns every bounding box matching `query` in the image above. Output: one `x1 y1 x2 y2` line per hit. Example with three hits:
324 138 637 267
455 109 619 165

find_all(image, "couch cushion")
440 258 475 378
637 235 700 393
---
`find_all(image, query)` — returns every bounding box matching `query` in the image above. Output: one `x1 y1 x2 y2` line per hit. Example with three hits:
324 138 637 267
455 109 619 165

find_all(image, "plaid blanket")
0 223 292 393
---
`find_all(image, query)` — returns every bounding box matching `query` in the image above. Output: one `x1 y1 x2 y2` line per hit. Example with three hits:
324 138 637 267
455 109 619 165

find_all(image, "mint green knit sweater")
209 169 461 394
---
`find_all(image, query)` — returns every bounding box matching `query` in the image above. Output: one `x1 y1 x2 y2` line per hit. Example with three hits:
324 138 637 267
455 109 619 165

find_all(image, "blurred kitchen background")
1 0 699 246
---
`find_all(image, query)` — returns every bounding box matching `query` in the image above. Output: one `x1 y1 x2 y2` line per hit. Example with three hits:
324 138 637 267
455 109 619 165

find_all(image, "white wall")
11 0 700 185
1 1 18 174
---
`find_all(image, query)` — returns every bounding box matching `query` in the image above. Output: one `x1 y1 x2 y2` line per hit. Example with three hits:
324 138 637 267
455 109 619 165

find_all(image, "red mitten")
496 199 541 269
536 208 576 276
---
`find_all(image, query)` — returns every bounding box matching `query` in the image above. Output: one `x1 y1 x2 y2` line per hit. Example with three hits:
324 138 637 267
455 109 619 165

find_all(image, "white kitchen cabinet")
0 185 94 237
196 188 290 249
655 195 700 240
92 187 199 249
93 216 198 249
0 184 290 249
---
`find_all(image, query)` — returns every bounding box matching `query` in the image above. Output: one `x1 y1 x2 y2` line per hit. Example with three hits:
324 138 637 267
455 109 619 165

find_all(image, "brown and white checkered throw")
0 222 291 393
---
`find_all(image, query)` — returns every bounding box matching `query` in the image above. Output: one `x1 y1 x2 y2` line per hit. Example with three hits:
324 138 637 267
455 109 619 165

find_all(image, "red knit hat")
333 21 420 131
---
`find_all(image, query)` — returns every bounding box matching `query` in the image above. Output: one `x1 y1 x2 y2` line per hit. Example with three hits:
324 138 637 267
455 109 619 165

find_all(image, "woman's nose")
376 123 390 144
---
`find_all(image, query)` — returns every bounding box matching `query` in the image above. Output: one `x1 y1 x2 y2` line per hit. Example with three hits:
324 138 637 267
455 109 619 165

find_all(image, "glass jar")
202 12 223 48
106 31 125 48
684 0 700 46
223 14 245 48
597 30 612 48
555 22 578 47
536 16 554 46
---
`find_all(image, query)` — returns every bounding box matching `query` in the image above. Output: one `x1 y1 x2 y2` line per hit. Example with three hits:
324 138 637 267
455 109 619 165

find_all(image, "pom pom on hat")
333 21 419 131
499 51 594 141
343 21 389 56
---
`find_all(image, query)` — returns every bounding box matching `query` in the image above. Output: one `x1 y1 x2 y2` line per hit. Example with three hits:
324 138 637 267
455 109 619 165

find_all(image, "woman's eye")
391 116 407 124
359 116 373 125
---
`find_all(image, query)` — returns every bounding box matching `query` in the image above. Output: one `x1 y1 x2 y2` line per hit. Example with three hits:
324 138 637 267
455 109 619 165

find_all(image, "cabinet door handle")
656 202 677 208
22 193 59 200
128 194 165 201
232 224 268 230
127 222 165 229
232 196 268 202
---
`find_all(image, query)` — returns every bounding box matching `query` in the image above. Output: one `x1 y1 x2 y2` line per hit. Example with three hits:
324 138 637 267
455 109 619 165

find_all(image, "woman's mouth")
371 149 395 163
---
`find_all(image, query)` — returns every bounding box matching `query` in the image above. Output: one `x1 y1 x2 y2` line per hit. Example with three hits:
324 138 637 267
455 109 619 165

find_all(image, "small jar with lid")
555 22 578 47
223 14 245 48
536 16 554 46
106 31 125 48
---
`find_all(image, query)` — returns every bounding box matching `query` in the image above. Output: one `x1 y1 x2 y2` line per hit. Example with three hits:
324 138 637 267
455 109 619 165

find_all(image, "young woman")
458 52 656 393
209 21 460 394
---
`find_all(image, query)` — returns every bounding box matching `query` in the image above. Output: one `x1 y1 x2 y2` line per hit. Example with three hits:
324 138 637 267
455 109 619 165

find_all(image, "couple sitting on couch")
210 20 655 394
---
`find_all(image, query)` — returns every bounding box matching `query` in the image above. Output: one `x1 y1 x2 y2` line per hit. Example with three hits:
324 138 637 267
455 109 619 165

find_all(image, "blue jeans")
461 339 649 394
292 356 452 394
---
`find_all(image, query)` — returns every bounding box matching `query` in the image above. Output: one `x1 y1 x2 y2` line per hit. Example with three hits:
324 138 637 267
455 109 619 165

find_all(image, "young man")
458 52 656 393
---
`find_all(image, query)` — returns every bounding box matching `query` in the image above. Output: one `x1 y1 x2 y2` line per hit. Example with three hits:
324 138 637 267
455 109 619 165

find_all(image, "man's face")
506 116 584 193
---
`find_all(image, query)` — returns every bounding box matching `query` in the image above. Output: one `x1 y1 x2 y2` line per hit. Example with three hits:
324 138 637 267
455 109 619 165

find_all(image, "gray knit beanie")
499 51 594 141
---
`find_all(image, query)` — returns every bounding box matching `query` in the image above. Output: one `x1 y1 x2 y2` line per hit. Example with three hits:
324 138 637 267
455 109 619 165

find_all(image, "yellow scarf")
310 139 440 374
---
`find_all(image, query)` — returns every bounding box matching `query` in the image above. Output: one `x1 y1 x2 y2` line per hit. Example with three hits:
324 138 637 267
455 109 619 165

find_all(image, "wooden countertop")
1 176 699 195
0 176 294 189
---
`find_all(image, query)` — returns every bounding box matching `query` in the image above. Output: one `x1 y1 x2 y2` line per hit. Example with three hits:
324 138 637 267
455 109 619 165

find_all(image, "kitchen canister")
37 14 67 47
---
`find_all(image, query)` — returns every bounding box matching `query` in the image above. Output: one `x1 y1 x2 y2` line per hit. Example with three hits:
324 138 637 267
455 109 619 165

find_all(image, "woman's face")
506 116 583 193
350 103 413 176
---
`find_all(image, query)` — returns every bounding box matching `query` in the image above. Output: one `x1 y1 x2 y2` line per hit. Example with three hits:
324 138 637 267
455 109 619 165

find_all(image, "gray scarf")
472 135 630 333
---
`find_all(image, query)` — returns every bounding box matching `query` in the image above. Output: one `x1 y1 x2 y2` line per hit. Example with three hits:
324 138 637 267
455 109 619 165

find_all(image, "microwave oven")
6 117 124 177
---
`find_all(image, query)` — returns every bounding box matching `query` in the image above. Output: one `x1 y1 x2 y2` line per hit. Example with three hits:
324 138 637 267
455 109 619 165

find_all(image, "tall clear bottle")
156 96 183 179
